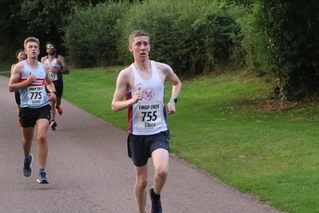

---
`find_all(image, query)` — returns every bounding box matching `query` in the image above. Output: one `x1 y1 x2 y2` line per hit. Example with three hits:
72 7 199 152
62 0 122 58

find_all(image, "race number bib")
28 86 44 105
137 103 162 128
49 71 58 81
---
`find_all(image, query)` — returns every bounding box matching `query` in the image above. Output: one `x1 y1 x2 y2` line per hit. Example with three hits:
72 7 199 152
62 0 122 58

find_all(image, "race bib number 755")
137 104 162 128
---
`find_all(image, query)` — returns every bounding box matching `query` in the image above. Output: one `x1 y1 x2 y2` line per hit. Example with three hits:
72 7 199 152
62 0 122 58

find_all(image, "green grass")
0 61 12 72
3 66 319 213
62 66 128 128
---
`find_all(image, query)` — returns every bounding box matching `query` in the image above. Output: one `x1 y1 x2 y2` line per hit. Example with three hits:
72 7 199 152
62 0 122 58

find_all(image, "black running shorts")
127 130 170 167
54 84 63 98
45 84 63 98
20 104 51 128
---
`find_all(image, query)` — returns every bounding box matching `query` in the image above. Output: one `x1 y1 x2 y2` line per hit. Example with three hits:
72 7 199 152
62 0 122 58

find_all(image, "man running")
41 42 69 130
111 30 182 213
9 37 57 184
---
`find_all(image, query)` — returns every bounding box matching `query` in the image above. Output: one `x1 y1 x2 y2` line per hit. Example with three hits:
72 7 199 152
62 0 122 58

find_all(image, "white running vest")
126 60 168 135
19 61 49 108
43 56 62 82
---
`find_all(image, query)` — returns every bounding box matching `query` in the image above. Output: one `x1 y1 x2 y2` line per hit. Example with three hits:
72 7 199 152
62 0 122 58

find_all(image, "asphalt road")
0 75 283 213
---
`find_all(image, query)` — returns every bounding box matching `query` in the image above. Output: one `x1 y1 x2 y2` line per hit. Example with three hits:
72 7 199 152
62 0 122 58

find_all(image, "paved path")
0 75 283 213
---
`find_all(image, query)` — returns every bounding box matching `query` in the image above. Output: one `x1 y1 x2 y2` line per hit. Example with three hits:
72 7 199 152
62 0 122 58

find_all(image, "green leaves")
64 2 129 67
241 0 319 100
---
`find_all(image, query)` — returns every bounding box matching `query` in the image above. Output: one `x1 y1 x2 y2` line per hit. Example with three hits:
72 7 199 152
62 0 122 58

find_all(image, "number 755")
141 111 157 121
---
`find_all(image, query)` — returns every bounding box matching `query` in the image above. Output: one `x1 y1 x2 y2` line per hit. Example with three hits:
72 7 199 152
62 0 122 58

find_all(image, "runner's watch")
170 97 178 103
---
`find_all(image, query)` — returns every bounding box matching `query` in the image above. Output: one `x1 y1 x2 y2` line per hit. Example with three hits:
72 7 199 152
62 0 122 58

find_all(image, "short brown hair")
129 30 149 45
24 37 40 49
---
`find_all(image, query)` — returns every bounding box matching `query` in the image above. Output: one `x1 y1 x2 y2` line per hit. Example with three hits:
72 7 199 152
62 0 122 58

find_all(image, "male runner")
9 37 56 184
41 42 69 130
112 30 182 213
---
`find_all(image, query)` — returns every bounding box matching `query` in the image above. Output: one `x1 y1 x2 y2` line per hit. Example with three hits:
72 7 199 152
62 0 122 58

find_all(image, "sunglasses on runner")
47 46 55 49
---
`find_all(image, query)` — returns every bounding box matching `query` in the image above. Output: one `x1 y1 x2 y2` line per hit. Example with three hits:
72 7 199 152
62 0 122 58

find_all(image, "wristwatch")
170 97 178 103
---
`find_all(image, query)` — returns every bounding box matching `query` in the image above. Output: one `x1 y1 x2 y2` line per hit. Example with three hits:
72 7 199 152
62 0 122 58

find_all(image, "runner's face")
25 42 40 60
129 36 150 61
18 51 27 61
46 44 56 55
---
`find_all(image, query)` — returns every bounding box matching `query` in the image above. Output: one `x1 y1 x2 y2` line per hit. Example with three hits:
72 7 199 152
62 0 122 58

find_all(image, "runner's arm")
111 69 142 112
8 63 35 92
165 65 182 115
58 55 69 74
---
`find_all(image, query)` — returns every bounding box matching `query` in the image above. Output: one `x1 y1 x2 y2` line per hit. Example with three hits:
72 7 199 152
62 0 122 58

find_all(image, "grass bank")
3 66 319 213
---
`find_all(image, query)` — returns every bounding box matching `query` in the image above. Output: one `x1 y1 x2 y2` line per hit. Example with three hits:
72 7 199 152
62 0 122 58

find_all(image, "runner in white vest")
112 30 182 213
41 42 69 130
9 37 57 184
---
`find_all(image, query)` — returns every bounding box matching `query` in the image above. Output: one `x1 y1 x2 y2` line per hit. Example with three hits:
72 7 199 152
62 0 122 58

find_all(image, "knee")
38 135 47 143
155 168 168 180
136 177 148 189
22 138 31 144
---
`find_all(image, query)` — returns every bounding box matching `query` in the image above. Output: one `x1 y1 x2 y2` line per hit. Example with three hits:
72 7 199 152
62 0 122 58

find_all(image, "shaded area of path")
0 75 283 213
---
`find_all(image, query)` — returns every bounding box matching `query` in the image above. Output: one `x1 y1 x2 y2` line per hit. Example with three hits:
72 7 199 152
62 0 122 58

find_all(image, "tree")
256 0 319 100
0 0 24 59
0 0 110 60
19 0 90 56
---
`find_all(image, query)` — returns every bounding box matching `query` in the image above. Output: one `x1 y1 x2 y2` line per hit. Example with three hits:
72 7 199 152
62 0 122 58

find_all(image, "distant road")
0 75 283 213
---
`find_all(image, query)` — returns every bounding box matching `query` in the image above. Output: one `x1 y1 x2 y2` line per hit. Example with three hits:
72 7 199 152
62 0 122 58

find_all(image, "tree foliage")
64 1 129 67
1 0 319 101
0 0 110 60
248 0 319 100
0 0 25 59
115 0 243 78
19 0 108 56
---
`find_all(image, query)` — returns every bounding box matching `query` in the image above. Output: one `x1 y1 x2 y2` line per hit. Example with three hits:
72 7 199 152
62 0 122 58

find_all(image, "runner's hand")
133 87 144 103
167 101 176 115
27 72 37 84
47 92 56 102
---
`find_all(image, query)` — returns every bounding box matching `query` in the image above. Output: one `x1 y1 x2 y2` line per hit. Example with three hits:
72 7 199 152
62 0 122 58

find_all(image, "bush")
242 0 319 100
116 0 187 69
63 1 129 67
63 0 247 78
192 3 245 74
117 0 243 78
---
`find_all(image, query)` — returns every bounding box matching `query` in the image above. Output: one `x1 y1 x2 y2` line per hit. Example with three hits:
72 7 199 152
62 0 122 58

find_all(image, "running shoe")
37 171 49 184
56 106 63 116
149 186 162 213
50 120 57 130
23 154 33 177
